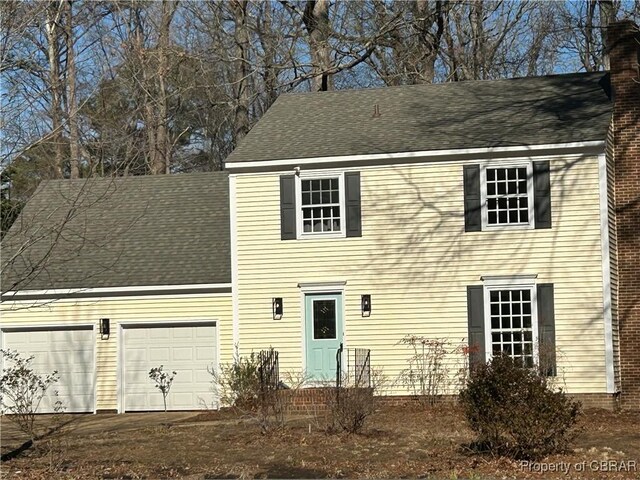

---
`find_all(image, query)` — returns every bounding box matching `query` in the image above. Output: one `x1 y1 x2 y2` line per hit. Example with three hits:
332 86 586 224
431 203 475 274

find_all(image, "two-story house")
1 21 638 412
223 21 638 409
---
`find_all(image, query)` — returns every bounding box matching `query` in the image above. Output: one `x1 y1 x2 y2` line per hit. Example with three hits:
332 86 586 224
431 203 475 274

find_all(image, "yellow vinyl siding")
234 156 608 394
1 294 233 410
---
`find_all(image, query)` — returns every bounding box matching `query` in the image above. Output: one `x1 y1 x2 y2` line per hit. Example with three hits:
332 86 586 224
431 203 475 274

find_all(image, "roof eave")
225 140 606 173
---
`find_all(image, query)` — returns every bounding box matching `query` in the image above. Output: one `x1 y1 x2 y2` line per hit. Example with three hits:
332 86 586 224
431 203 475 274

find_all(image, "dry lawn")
1 405 639 479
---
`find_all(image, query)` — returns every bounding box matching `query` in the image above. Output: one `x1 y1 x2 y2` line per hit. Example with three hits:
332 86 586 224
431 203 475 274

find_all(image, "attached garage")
120 322 217 412
1 326 95 413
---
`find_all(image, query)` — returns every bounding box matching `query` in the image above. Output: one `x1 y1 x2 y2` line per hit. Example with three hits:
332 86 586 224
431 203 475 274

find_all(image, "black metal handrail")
336 344 371 389
336 342 344 389
258 348 279 392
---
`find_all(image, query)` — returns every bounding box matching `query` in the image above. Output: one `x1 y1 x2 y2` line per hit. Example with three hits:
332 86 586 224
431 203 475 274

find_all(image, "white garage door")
1 326 95 413
122 322 217 411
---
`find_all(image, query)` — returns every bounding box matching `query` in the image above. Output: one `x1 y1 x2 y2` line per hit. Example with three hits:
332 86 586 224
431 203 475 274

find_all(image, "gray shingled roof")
227 72 612 164
1 172 230 291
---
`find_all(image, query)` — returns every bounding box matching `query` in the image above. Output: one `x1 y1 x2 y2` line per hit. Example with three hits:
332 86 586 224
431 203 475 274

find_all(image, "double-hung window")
468 277 555 373
464 161 551 232
297 173 346 238
486 287 536 367
301 177 342 233
280 171 361 240
484 166 532 226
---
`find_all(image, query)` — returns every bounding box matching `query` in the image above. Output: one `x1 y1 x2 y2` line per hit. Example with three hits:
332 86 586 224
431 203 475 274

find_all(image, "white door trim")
298 286 346 384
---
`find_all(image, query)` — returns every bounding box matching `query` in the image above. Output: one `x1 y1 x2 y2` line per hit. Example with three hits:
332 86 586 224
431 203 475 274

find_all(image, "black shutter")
467 285 486 368
280 175 296 240
345 172 362 237
533 161 552 229
537 283 557 376
463 165 482 232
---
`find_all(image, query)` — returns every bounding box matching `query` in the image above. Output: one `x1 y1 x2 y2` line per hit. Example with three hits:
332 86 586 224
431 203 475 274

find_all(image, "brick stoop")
279 387 376 413
279 387 336 413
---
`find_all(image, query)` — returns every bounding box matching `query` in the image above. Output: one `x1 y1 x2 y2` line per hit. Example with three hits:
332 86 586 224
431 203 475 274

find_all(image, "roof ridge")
39 171 228 186
279 70 607 98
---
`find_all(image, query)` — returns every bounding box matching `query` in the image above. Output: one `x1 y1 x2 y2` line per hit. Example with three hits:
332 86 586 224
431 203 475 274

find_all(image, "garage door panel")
150 329 171 340
172 347 194 361
2 327 95 413
195 370 212 383
172 328 194 339
149 347 171 362
196 346 214 361
123 323 216 411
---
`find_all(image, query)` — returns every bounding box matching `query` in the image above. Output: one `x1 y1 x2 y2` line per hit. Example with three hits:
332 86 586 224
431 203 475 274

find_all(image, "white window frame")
295 170 346 239
482 275 539 364
480 162 535 230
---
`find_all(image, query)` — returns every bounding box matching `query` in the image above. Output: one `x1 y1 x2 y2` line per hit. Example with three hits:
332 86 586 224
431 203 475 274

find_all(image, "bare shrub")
149 365 177 412
0 349 63 443
208 348 306 434
209 349 261 410
459 354 582 460
396 335 457 406
327 368 387 434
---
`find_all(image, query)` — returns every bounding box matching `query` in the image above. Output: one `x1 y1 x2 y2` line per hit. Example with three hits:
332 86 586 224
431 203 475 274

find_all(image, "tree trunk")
152 0 177 174
599 0 616 69
65 0 80 179
257 1 278 114
231 0 250 142
303 0 332 92
45 1 64 179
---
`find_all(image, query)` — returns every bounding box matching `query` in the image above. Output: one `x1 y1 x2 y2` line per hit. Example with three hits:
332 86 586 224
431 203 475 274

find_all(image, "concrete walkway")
1 411 199 445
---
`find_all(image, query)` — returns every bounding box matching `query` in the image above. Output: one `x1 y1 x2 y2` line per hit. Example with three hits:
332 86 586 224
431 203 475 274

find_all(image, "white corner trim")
229 175 240 349
480 274 538 286
226 141 605 170
598 153 616 394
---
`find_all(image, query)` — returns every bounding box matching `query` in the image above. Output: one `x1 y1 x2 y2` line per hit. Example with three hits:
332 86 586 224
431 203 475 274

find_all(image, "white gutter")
2 283 232 299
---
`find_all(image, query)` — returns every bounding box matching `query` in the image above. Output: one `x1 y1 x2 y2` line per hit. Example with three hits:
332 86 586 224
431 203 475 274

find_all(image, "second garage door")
122 322 217 411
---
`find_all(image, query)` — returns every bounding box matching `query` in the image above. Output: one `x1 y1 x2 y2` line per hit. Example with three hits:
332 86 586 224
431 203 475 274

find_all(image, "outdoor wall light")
100 318 110 339
272 298 283 320
361 294 371 317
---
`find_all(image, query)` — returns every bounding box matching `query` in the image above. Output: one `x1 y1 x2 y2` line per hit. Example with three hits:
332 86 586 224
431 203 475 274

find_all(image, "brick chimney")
608 20 640 408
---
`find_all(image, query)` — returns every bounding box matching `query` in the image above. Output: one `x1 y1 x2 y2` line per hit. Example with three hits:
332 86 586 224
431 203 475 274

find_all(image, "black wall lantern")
100 318 110 339
272 297 283 320
361 294 371 317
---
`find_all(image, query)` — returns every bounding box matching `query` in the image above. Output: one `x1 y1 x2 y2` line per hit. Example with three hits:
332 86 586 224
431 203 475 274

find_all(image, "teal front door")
305 293 343 381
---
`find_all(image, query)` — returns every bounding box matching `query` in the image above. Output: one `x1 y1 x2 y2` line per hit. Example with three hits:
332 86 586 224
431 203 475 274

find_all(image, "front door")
305 293 343 381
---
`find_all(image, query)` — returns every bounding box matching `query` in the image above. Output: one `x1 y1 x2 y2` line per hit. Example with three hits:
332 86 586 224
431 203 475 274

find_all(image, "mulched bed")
1 405 639 479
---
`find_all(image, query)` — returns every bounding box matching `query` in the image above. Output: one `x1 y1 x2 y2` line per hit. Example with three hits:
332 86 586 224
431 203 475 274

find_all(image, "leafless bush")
148 365 177 412
327 368 387 434
0 349 65 443
208 348 307 434
396 335 461 406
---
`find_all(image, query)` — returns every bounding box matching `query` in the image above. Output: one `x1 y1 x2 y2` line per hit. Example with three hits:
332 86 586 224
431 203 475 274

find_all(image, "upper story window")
463 161 551 232
485 167 530 225
280 171 361 241
301 178 342 234
481 163 535 229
